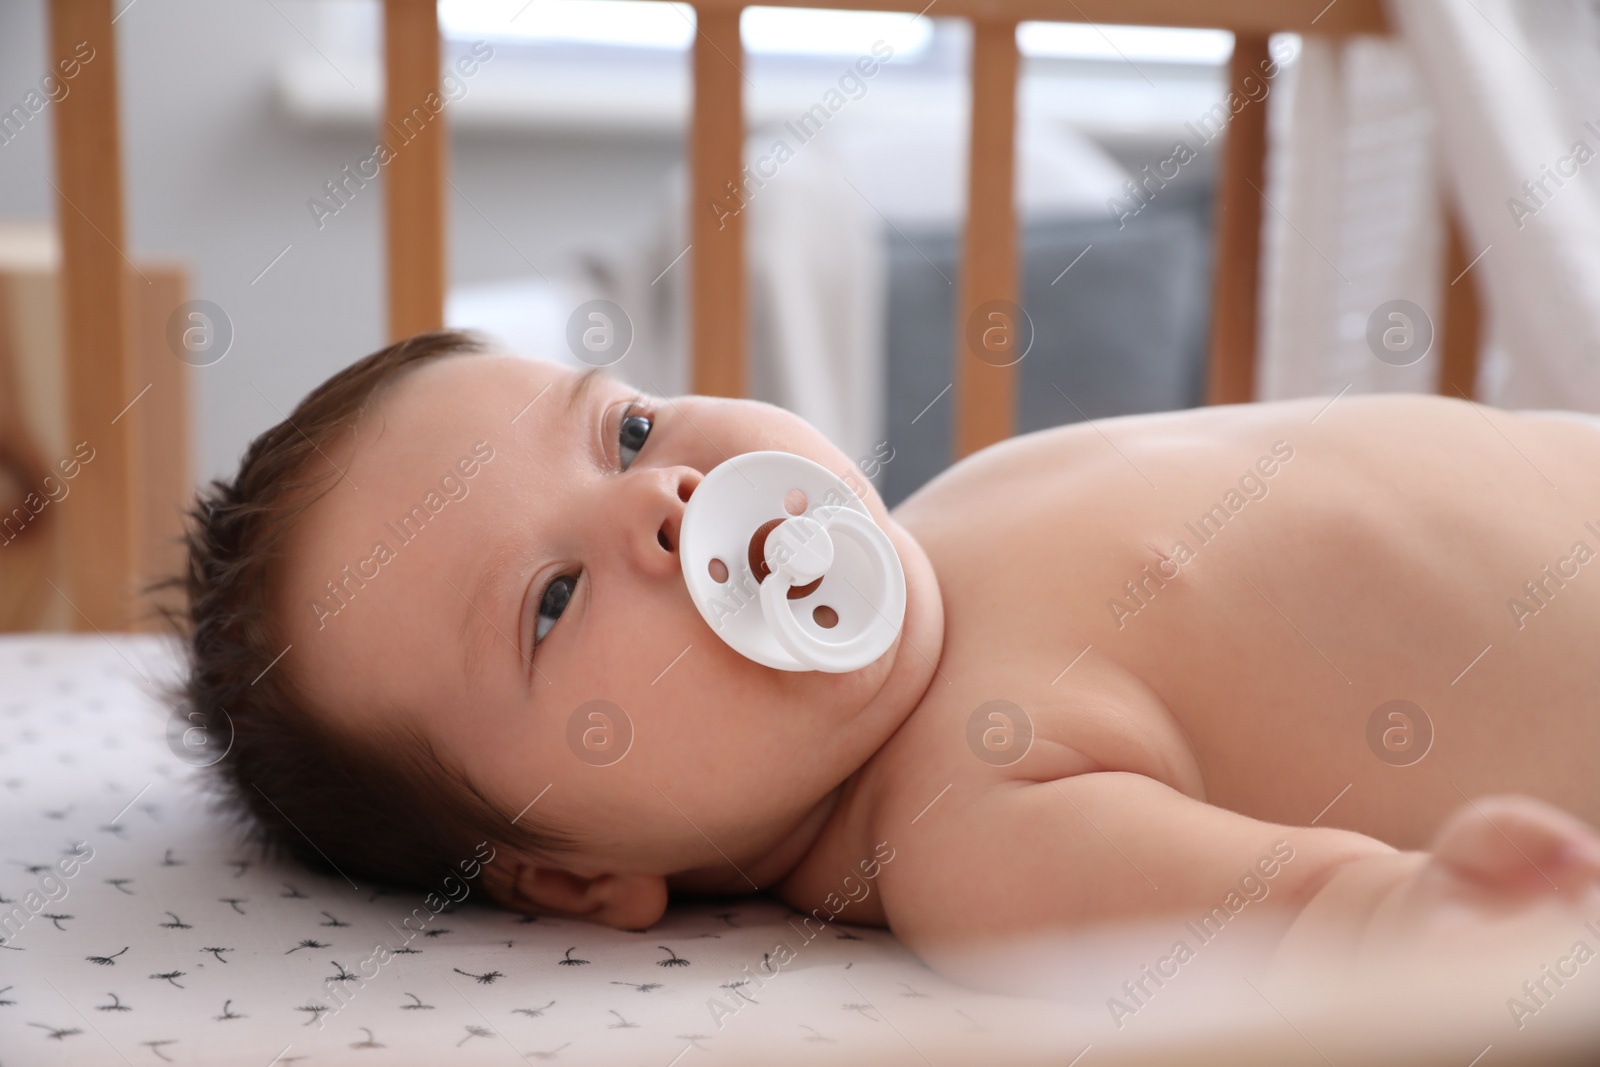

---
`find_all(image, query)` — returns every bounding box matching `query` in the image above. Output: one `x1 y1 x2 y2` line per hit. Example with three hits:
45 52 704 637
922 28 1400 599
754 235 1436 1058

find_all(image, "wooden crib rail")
380 0 1402 457
48 0 137 631
385 0 449 342
675 0 1386 33
958 18 1022 454
690 8 748 398
381 0 1394 457
50 0 1476 632
376 0 1397 440
668 0 1390 457
382 0 1413 428
1206 32 1272 409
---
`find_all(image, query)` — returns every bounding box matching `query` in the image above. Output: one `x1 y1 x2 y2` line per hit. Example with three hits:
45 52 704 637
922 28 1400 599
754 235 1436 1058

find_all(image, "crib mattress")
0 634 1100 1065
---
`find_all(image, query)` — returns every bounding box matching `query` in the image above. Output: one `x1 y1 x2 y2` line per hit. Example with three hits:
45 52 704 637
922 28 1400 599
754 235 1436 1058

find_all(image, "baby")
181 329 1600 995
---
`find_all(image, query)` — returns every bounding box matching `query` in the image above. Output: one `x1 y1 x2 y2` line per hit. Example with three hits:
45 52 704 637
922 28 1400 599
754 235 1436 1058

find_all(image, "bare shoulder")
897 394 1592 503
861 643 1206 836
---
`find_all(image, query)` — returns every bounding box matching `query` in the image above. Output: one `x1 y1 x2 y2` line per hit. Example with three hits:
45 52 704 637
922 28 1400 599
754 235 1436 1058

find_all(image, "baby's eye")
535 573 578 648
618 408 652 471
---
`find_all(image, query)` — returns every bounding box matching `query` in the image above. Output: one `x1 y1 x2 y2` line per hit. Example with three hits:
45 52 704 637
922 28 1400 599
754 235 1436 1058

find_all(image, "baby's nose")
633 466 701 570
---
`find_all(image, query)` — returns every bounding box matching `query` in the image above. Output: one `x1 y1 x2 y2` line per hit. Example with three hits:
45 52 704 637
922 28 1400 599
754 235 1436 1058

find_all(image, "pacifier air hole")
708 558 729 583
747 518 823 600
784 489 808 515
812 605 838 628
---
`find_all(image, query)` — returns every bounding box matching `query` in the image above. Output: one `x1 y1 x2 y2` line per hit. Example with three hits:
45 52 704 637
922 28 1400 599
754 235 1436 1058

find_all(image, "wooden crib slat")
955 19 1020 458
1204 33 1271 406
1439 208 1481 400
49 0 138 632
690 7 746 398
383 0 447 342
676 0 1386 36
129 265 190 632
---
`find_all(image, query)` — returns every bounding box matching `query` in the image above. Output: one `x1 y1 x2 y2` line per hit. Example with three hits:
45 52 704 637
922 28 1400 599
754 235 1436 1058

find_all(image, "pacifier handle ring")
759 507 906 673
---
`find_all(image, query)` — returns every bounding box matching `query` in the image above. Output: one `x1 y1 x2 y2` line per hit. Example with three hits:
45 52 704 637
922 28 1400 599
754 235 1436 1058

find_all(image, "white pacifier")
680 451 907 673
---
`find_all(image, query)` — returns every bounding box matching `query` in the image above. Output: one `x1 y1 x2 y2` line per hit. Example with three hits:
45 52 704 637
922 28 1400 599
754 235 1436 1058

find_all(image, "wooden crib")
28 0 1480 633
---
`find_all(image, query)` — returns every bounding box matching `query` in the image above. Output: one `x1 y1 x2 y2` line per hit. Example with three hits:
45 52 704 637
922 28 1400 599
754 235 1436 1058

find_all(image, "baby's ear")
484 856 668 931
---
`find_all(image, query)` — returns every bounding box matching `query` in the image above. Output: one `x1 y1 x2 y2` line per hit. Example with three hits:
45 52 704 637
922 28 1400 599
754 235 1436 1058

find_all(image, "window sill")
273 53 1229 143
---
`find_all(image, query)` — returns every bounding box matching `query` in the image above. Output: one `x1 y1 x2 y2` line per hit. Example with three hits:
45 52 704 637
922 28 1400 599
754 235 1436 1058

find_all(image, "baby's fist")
1427 794 1600 906
1274 796 1600 989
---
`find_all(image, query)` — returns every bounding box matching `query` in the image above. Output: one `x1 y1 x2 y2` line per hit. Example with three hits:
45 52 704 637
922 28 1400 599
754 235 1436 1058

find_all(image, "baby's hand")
1277 795 1600 982
1269 797 1600 1038
1389 794 1600 925
1345 794 1600 983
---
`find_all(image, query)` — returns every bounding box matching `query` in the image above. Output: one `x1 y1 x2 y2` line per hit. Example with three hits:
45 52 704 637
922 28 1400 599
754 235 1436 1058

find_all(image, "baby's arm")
876 770 1600 990
878 770 1382 974
1278 792 1600 971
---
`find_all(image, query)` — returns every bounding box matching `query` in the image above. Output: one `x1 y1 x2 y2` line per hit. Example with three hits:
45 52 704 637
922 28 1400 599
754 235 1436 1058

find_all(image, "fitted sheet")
0 634 1094 1066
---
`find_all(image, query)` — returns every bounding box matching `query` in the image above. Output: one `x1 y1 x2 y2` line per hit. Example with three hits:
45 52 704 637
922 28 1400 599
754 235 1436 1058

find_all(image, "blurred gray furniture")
882 182 1214 506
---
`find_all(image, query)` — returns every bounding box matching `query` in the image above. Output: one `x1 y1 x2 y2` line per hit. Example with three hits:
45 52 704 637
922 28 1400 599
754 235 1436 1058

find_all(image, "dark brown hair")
168 329 567 890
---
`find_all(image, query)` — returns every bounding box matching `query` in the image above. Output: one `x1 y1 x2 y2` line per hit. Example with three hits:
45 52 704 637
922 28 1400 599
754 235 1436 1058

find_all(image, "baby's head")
180 331 938 928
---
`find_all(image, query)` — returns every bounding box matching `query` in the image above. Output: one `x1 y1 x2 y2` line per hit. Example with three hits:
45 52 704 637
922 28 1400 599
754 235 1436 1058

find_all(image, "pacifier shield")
680 451 907 672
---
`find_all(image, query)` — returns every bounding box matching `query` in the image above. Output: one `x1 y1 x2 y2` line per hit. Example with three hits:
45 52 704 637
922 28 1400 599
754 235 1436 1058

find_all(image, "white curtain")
1256 35 1444 400
1392 0 1600 409
1258 1 1600 411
